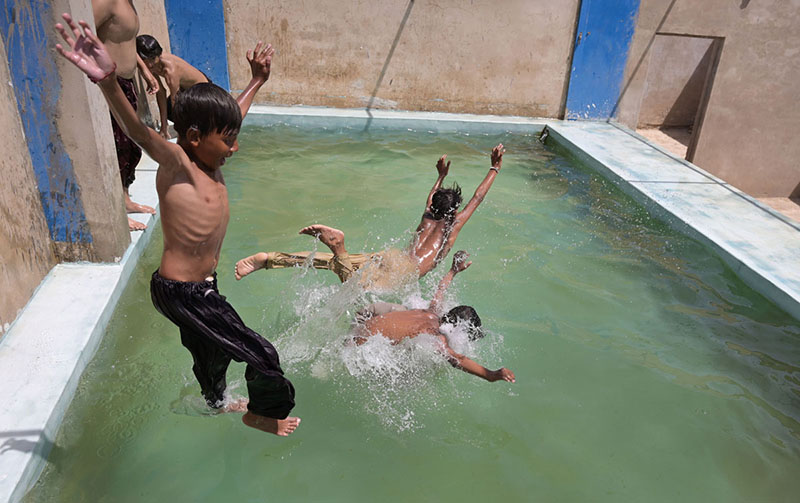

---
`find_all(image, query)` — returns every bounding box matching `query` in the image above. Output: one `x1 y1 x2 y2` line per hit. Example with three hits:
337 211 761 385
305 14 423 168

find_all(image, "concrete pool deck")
2 106 800 501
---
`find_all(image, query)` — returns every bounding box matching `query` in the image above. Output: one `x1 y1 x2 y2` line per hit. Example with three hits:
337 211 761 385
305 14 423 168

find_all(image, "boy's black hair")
136 34 163 59
441 305 483 341
172 83 242 138
430 184 462 220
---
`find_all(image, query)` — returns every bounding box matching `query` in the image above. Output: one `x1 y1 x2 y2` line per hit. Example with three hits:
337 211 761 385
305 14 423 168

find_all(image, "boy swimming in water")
354 251 515 383
56 14 300 436
136 34 210 139
234 145 506 290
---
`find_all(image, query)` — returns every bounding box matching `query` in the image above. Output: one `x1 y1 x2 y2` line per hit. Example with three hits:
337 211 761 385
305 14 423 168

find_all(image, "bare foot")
235 252 269 280
299 224 346 255
128 217 146 231
242 412 301 436
222 398 249 412
124 193 156 214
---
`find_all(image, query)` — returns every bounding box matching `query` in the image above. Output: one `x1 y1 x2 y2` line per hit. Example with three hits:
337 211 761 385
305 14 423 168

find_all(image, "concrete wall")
223 0 580 117
0 36 56 336
0 0 174 337
637 34 714 128
617 0 800 197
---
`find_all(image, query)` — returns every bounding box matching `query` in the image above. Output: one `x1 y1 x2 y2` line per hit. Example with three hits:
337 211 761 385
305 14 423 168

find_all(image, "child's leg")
242 365 300 436
179 327 231 408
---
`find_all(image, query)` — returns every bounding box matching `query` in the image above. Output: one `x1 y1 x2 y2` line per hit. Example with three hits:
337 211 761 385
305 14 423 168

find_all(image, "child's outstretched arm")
55 14 180 167
425 155 450 212
237 41 275 119
439 144 505 256
439 338 515 383
429 251 471 313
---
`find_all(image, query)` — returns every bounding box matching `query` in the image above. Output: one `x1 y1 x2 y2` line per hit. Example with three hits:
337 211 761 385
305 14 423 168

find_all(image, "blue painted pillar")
565 0 641 120
164 0 231 90
0 0 92 244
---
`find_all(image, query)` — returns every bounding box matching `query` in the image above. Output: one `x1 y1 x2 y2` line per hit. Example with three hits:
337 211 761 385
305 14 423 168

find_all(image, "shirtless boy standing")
136 34 210 139
235 145 505 290
56 14 300 436
93 0 159 231
355 251 515 383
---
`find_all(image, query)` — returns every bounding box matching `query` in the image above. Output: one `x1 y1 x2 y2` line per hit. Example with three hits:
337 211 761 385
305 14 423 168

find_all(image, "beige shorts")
265 248 419 291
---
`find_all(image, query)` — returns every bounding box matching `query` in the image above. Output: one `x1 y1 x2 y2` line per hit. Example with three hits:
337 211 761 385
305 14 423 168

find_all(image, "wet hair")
430 184 462 220
136 34 163 59
172 83 242 138
441 305 483 341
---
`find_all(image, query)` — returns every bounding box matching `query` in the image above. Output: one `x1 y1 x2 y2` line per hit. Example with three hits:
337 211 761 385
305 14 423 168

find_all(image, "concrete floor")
637 127 800 224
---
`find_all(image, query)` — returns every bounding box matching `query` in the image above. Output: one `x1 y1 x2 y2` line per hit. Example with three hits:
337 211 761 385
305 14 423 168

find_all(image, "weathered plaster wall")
637 35 713 127
617 0 800 197
0 36 56 336
222 0 580 117
0 0 175 336
53 0 130 262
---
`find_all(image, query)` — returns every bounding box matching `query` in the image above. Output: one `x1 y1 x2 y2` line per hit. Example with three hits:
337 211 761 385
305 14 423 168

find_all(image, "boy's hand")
55 13 116 83
247 41 275 82
143 72 160 95
436 155 450 177
451 250 472 273
491 368 515 383
490 143 505 170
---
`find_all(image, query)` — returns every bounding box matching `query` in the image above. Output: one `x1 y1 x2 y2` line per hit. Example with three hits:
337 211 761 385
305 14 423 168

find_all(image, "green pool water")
27 123 800 502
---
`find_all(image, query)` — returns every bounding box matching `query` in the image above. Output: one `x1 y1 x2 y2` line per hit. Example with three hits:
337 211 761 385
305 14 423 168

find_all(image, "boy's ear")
186 127 201 147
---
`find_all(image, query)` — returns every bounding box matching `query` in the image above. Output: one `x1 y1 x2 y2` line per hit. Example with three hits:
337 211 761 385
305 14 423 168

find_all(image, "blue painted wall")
565 0 641 120
164 0 230 90
0 0 92 243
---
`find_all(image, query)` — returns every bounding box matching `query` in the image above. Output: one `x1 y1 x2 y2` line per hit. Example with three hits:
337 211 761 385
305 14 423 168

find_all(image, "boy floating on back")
235 145 506 291
56 14 300 436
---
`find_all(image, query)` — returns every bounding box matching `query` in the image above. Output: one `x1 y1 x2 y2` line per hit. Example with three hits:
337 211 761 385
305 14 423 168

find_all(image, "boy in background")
136 34 210 139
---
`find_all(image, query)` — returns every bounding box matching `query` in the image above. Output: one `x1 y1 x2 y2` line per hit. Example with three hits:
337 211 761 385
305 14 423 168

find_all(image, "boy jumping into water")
354 251 515 383
56 14 300 436
235 145 505 290
136 34 210 139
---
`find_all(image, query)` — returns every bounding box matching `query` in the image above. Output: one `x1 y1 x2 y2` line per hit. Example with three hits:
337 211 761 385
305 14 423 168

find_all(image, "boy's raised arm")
55 14 180 168
454 144 504 226
439 144 505 255
429 251 471 313
236 41 275 119
425 155 450 212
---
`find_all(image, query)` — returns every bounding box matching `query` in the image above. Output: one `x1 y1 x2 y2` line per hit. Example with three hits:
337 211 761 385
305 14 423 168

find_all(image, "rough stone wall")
223 0 580 117
0 36 56 336
617 0 800 197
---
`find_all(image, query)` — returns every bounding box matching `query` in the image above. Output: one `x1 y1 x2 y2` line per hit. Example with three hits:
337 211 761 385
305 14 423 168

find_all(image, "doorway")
635 34 723 161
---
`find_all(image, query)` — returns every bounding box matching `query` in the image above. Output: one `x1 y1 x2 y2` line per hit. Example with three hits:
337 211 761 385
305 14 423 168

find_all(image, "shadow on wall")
649 38 716 128
609 0 678 120
364 0 415 131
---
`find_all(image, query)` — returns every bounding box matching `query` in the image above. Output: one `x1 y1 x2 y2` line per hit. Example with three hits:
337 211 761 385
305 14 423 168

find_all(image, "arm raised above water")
425 155 451 212
236 41 275 120
429 251 471 313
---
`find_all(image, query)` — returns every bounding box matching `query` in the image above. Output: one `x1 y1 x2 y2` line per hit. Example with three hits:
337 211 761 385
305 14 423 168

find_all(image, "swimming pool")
24 121 800 501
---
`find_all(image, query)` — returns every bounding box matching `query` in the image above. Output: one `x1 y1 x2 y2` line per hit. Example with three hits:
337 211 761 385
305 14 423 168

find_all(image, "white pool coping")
2 106 799 502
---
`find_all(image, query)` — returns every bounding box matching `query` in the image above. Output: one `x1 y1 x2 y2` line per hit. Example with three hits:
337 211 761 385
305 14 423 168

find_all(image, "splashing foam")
270 251 504 432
